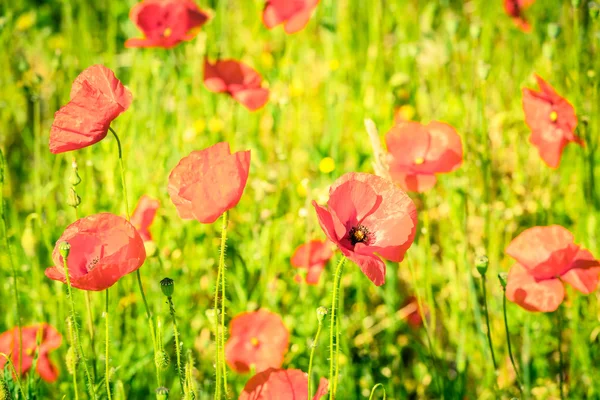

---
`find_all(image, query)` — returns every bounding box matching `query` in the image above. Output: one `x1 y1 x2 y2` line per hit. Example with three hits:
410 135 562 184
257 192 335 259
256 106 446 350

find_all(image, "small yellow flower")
16 11 36 31
396 105 416 121
329 59 340 71
319 157 336 173
193 119 206 133
208 117 224 133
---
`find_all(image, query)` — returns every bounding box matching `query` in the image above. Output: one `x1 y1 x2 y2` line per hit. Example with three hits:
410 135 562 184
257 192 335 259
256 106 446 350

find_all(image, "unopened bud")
547 23 561 39
155 350 170 370
316 306 327 323
0 373 9 400
66 187 81 208
59 241 71 259
498 272 508 289
476 255 489 276
160 278 174 297
66 346 78 375
156 387 169 400
69 160 82 186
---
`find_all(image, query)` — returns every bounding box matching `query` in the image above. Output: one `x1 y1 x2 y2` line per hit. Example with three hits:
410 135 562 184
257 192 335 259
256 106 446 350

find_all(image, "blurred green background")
1 0 600 398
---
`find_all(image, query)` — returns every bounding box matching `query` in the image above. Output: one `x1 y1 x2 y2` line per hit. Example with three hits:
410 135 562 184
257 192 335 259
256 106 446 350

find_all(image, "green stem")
168 296 184 394
109 127 130 219
62 249 97 399
480 276 497 372
0 150 23 376
502 292 522 392
368 383 386 400
84 291 97 380
307 313 324 400
558 307 565 399
328 256 346 399
213 264 223 400
0 353 26 399
105 289 112 400
219 211 230 398
67 317 80 399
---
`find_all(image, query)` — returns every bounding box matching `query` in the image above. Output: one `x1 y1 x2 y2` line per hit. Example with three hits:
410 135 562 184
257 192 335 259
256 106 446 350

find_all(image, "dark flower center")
349 225 370 245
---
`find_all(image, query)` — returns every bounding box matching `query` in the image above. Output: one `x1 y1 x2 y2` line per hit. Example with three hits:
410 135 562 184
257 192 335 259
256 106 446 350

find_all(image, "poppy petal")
232 88 270 111
328 179 380 240
388 171 437 193
348 247 387 286
312 201 341 245
505 264 565 312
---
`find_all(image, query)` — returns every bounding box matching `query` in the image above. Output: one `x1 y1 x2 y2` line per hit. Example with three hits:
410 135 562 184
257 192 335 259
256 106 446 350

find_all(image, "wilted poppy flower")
291 240 333 285
262 0 319 34
240 368 328 400
505 225 600 312
131 195 160 242
125 0 210 48
45 213 146 291
504 0 535 32
312 172 417 286
0 324 62 382
522 75 580 168
225 310 289 373
49 65 132 154
385 121 463 193
203 59 269 111
168 142 251 224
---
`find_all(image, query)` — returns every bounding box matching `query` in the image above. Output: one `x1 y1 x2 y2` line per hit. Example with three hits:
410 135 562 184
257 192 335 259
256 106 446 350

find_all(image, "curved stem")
307 315 324 400
168 296 184 394
63 254 97 399
328 256 346 399
109 127 130 219
368 383 386 400
502 292 522 392
105 289 112 400
481 276 497 372
219 211 230 397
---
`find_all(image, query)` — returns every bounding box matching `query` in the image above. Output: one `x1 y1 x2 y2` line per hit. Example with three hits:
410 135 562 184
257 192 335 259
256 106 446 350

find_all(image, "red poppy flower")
225 310 289 374
168 142 251 224
291 240 333 285
125 0 210 48
522 75 580 168
45 213 146 291
0 324 62 382
131 195 160 242
203 59 269 111
505 225 600 312
240 368 328 400
49 65 132 154
262 0 319 34
504 0 535 32
312 172 417 286
401 296 428 328
385 121 463 193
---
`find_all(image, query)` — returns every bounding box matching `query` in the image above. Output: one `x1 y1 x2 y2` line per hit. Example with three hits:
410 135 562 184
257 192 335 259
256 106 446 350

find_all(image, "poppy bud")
498 272 508 289
156 387 169 400
160 277 174 297
476 255 489 276
66 187 81 208
0 373 8 400
59 241 71 259
69 160 82 186
316 306 327 323
547 23 561 39
21 222 37 259
155 349 170 370
66 346 78 375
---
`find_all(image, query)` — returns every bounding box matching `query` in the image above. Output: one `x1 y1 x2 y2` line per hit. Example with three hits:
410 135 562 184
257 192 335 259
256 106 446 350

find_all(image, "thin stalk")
105 289 112 400
557 307 565 399
62 247 97 399
167 296 184 393
0 150 23 375
368 383 386 400
502 293 522 392
67 316 80 400
84 291 97 380
328 256 346 399
480 276 497 372
109 127 130 219
213 264 223 400
0 353 26 399
219 211 230 398
307 309 326 400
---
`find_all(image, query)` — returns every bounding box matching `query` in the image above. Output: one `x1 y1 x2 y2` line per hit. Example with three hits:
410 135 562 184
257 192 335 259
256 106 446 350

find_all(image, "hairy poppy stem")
0 149 23 376
84 291 97 380
213 210 229 399
105 289 112 400
60 243 97 399
480 276 497 372
498 273 522 392
213 264 223 400
308 307 327 400
329 256 346 399
167 295 184 394
557 307 565 399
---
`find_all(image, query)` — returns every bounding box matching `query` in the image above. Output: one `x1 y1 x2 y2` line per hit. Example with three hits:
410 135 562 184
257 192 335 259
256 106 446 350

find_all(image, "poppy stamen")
549 110 558 122
250 337 260 347
349 225 370 245
163 27 172 38
86 256 100 272
414 157 425 165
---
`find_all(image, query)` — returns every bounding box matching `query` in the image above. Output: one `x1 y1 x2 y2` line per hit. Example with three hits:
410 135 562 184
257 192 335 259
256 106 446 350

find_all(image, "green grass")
1 0 600 398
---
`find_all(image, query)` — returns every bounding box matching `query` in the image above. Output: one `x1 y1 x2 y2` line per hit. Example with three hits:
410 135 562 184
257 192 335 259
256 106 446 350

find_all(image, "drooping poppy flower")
240 368 328 400
125 0 210 48
291 240 333 285
505 225 600 312
203 59 269 111
385 121 463 193
503 0 535 32
49 65 132 154
131 195 160 242
312 172 417 286
225 310 289 374
522 75 581 168
0 324 62 382
168 142 251 224
45 213 146 291
262 0 320 34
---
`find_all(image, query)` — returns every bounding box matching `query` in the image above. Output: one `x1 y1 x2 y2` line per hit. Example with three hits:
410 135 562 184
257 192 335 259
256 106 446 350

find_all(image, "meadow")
1 0 600 399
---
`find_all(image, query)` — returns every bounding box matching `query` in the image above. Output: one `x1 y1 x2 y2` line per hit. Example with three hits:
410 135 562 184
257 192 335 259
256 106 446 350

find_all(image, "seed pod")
476 255 489 276
316 306 327 323
59 241 71 259
155 387 169 400
160 278 174 297
498 272 508 289
66 187 81 208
